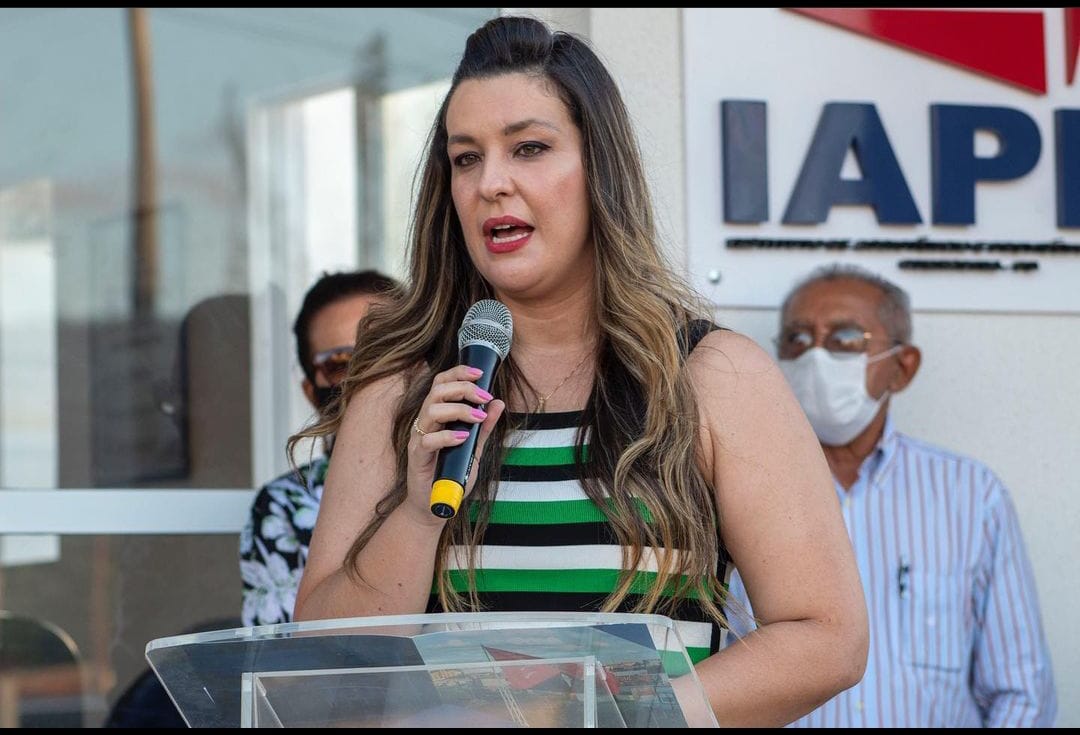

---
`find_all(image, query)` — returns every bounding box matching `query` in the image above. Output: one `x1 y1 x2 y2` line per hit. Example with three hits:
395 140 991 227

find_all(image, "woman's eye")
453 152 479 167
516 142 548 157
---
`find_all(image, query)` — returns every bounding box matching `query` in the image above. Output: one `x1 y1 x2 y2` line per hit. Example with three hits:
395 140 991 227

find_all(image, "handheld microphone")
429 299 513 519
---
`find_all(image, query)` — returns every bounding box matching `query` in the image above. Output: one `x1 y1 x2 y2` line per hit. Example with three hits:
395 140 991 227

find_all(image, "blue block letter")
722 100 768 223
1056 109 1080 228
783 103 921 225
931 104 1041 225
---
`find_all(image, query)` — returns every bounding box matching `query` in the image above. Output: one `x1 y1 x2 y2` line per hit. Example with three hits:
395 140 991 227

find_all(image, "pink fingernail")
476 388 493 402
467 367 484 377
454 431 470 439
471 408 487 420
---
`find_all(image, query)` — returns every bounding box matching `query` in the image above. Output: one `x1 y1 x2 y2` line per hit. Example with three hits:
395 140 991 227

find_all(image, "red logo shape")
788 8 1049 95
1067 8 1079 85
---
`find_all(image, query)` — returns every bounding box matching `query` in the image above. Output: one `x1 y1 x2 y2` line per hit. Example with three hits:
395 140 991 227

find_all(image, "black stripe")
428 591 715 626
505 410 583 431
479 522 619 547
499 462 590 483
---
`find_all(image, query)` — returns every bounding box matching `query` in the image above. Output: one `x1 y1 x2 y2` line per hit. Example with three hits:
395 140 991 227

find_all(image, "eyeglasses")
311 345 353 385
774 325 899 360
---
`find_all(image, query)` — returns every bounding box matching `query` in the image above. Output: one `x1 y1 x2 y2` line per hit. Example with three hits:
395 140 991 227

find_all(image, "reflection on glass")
0 7 496 729
0 180 60 565
0 611 83 727
0 7 498 728
0 534 243 727
0 8 497 492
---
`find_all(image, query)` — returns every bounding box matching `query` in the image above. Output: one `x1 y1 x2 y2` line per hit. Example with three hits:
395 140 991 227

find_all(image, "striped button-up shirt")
724 415 1057 727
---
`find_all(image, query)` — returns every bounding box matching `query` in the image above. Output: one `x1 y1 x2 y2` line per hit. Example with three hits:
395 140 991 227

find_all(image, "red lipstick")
483 216 533 254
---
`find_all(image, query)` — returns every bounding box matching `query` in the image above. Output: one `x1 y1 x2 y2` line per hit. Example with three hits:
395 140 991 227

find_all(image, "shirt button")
926 616 937 627
855 701 865 711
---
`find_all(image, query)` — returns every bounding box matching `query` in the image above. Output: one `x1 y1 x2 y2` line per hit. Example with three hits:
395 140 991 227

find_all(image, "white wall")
524 6 1079 726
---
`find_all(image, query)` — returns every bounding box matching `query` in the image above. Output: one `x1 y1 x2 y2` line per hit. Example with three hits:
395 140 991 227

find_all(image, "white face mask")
779 346 902 446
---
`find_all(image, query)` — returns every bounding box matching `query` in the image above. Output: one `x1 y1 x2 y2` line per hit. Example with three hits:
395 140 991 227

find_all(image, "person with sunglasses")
724 263 1056 727
240 269 398 627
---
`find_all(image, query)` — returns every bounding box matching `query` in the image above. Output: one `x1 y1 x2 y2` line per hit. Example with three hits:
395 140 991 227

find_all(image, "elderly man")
724 263 1056 727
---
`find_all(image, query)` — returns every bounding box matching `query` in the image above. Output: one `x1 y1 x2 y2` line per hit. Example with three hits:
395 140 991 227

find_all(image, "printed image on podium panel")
145 613 719 728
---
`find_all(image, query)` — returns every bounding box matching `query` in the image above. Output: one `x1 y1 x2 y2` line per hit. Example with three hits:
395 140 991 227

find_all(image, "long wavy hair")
290 15 729 625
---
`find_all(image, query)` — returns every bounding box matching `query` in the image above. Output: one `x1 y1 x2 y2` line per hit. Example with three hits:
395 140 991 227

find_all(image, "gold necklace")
534 349 594 413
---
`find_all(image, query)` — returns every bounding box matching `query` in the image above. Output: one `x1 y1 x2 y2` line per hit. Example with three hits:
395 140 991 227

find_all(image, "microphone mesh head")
458 299 513 359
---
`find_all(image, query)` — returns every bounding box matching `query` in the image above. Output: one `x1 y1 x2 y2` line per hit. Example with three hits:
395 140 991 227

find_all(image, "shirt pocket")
899 571 967 672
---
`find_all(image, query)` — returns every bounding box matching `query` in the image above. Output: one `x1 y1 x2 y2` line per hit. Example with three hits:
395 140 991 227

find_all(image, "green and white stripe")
446 411 728 665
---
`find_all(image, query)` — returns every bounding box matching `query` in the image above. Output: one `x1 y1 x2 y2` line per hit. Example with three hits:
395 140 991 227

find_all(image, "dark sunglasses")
311 345 353 385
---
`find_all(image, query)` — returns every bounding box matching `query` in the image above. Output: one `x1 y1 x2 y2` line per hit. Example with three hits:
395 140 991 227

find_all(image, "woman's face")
446 72 593 302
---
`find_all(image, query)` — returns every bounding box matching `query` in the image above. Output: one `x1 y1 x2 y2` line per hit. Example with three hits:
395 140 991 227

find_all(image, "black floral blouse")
239 457 327 626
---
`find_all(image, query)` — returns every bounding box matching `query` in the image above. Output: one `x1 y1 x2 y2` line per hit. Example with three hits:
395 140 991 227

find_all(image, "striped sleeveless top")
430 408 733 665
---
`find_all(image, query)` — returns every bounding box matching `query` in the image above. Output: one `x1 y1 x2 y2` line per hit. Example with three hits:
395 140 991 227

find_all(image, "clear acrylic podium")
145 612 719 727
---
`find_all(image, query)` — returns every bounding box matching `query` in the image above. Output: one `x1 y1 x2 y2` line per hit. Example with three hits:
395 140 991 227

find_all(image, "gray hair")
781 263 912 343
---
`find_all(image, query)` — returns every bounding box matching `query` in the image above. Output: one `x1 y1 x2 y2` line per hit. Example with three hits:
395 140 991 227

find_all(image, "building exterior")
1 7 1076 726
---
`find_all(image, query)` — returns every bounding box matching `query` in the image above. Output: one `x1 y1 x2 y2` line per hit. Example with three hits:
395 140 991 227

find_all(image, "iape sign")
684 8 1080 313
721 100 1078 228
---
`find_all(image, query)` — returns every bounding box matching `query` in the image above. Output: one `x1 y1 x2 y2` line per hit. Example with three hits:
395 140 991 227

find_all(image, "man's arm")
972 477 1057 727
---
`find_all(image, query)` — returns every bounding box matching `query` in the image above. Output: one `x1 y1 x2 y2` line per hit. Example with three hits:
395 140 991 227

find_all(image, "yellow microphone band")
430 478 465 519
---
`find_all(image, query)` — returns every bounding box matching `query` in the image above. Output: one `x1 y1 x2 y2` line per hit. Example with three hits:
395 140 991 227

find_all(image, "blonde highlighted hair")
290 15 730 626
